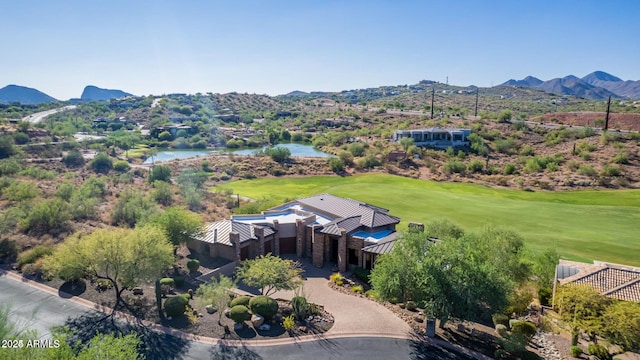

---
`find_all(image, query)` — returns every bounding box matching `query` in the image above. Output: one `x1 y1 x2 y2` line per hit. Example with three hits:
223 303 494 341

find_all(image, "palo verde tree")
147 206 204 253
195 275 236 325
236 253 303 296
44 226 174 314
555 284 612 345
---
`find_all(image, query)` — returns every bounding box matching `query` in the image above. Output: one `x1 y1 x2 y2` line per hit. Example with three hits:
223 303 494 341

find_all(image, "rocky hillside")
80 85 132 101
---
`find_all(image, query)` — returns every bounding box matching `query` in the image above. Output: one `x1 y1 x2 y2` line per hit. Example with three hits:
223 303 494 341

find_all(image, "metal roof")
198 220 274 246
297 194 399 232
321 216 363 236
361 232 400 255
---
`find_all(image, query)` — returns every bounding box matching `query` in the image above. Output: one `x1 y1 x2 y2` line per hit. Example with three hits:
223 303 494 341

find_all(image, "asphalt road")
21 105 76 123
0 275 471 359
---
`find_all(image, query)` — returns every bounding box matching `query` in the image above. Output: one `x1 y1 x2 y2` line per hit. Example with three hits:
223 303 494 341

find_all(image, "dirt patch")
540 112 640 131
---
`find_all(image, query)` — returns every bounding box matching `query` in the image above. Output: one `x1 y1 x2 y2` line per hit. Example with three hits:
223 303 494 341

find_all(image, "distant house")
318 117 353 128
188 194 401 272
554 260 640 303
392 127 471 148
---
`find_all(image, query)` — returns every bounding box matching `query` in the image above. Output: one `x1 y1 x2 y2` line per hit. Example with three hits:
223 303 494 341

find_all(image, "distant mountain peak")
583 71 623 83
80 85 132 101
0 84 57 104
500 76 542 87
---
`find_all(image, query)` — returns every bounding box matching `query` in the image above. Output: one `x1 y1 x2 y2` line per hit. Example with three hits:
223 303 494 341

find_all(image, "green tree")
399 137 414 152
148 206 204 251
264 146 291 163
149 165 171 183
195 275 236 325
111 189 158 227
62 150 85 168
44 226 174 313
152 180 173 205
0 135 16 159
498 109 513 123
328 157 345 173
555 284 611 344
602 301 640 351
236 254 303 296
19 198 71 235
90 153 113 174
158 131 173 142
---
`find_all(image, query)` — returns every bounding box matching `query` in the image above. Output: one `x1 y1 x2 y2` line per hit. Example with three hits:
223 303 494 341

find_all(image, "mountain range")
0 85 58 104
500 71 640 100
0 85 132 104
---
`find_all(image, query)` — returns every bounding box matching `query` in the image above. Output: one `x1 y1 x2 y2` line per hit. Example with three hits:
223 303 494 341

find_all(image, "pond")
143 143 331 164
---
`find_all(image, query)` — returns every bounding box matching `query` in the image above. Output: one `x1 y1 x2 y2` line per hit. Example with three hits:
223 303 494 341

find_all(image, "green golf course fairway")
217 174 640 266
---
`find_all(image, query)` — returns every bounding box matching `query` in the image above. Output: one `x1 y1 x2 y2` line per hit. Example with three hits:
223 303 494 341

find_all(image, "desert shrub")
512 121 527 131
164 295 189 317
612 153 628 164
0 135 16 159
353 267 371 284
230 295 251 308
229 305 251 324
179 293 192 301
365 289 378 300
349 143 366 157
249 295 278 321
511 321 536 340
62 150 85 168
406 301 417 311
588 343 611 360
546 162 559 172
578 141 597 152
519 145 535 156
538 288 552 306
467 159 484 173
20 199 71 234
567 160 580 171
149 165 172 183
160 278 175 287
578 165 597 177
524 158 542 173
579 126 596 138
601 164 621 177
356 155 381 170
494 139 518 154
0 158 22 175
338 151 354 166
351 285 364 294
19 166 56 180
495 324 508 337
328 157 344 173
113 160 130 172
291 296 309 320
492 313 510 328
70 194 98 220
152 180 173 206
90 153 113 174
4 181 41 202
111 189 158 227
0 239 18 260
173 275 185 288
600 131 617 145
264 146 291 163
56 182 75 201
282 314 295 331
570 346 583 357
187 259 200 273
503 163 516 175
442 159 465 174
17 245 54 269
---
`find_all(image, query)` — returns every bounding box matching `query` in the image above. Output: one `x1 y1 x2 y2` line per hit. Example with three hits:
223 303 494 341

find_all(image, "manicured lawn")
216 174 640 266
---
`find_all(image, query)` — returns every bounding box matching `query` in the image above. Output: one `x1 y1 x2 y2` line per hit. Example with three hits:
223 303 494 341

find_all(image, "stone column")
296 219 305 258
230 231 241 265
338 229 347 273
313 233 324 268
408 222 425 233
255 225 265 256
358 249 364 268
272 220 280 256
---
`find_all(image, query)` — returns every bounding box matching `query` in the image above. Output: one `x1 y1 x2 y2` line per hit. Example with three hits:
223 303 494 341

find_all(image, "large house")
554 260 640 303
392 127 471 148
188 194 401 272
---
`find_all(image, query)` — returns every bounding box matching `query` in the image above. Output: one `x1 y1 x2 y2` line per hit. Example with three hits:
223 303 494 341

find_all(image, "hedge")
249 295 278 321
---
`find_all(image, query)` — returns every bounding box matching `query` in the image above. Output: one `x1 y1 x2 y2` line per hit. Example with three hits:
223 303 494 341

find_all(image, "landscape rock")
132 287 143 295
258 324 271 331
251 314 264 327
206 305 217 314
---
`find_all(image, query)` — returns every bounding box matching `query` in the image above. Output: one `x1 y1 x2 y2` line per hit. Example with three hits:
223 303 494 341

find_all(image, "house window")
348 248 358 266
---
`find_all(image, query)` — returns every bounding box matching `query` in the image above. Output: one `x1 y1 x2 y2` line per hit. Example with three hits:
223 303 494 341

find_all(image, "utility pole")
431 87 435 119
604 96 611 130
474 88 479 117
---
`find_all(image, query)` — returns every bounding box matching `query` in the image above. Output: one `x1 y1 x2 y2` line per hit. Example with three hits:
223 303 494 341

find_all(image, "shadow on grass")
209 343 262 360
61 312 190 360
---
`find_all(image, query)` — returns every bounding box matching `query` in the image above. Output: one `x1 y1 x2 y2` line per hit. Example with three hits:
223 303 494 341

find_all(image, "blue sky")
1 0 638 99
